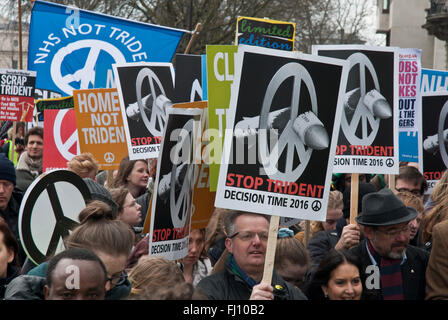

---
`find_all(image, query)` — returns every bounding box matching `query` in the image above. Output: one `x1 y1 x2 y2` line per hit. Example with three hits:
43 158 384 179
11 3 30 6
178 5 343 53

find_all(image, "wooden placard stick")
10 122 17 163
389 174 395 191
349 173 359 225
303 220 311 247
106 169 114 188
184 23 202 54
261 214 279 285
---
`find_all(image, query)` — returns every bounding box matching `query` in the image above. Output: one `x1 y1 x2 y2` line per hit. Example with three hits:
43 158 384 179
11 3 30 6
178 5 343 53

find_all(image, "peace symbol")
169 119 194 228
341 53 381 146
135 68 168 137
19 170 91 265
386 158 394 167
51 40 127 96
54 109 79 160
259 62 317 182
104 152 115 163
311 200 321 212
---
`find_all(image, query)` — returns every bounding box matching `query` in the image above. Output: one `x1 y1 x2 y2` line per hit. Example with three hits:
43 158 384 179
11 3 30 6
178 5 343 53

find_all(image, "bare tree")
4 0 375 54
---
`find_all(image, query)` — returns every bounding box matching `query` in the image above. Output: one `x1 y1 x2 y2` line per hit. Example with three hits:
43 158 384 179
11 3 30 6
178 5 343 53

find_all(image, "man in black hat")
350 188 429 300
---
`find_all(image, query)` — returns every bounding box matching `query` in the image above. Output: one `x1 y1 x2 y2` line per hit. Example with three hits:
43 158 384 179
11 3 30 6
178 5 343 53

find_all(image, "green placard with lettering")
206 45 238 191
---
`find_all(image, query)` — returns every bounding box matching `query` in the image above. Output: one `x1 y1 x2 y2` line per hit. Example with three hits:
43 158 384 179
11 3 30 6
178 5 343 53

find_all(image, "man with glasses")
350 188 429 300
197 211 307 300
395 165 427 198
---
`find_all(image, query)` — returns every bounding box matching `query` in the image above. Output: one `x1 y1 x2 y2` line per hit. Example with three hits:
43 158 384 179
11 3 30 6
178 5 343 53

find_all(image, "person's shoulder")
433 219 448 235
4 275 46 300
406 244 430 260
272 272 308 300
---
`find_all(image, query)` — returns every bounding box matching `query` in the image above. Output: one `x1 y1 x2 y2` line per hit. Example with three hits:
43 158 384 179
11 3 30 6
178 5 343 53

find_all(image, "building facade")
376 0 446 69
0 16 29 70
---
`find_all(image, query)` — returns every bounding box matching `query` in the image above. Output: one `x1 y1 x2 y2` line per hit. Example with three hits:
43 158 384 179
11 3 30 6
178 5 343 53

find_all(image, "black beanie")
0 154 16 185
82 178 118 218
342 182 377 219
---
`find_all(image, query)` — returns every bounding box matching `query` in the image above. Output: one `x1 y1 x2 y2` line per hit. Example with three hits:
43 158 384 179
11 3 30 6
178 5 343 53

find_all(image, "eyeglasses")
377 225 410 238
107 270 127 286
395 188 422 196
229 231 269 242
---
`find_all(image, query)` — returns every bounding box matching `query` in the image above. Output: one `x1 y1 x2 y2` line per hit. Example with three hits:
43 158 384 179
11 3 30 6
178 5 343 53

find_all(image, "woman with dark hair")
109 187 143 228
113 156 149 198
305 249 364 300
0 219 20 298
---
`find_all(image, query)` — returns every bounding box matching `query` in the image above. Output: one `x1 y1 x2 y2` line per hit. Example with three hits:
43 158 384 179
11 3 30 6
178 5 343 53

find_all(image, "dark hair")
113 156 147 189
396 166 428 195
0 220 19 269
65 200 135 257
304 249 363 301
109 187 129 215
224 211 270 237
46 248 107 288
25 126 43 145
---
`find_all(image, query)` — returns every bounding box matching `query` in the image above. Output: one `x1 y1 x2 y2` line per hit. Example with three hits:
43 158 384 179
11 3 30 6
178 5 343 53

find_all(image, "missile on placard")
292 111 329 150
343 88 361 122
423 129 448 154
363 89 392 119
126 94 173 121
234 107 290 140
158 162 189 201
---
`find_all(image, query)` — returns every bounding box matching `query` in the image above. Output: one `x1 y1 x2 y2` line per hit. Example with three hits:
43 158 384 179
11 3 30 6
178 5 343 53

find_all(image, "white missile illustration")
343 88 392 120
233 108 329 150
126 93 172 121
423 129 448 154
158 162 189 202
363 89 392 119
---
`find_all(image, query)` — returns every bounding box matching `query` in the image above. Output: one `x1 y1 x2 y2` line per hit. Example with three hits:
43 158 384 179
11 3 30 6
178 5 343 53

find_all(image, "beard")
386 247 406 260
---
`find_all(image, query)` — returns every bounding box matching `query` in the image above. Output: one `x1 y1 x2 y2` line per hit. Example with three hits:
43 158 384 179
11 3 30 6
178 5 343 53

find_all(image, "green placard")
206 45 238 191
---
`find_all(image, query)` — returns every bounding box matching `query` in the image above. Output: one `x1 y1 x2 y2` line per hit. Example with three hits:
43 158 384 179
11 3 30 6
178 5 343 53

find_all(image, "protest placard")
398 49 421 164
42 109 79 173
113 62 175 160
0 69 36 122
174 101 215 229
34 96 74 123
313 45 399 175
173 54 203 103
149 108 202 260
214 45 348 221
235 16 295 52
421 91 448 194
206 45 238 191
73 88 128 170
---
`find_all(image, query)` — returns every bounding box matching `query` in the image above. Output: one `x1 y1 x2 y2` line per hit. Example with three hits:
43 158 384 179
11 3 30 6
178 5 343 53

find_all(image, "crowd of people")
0 122 446 301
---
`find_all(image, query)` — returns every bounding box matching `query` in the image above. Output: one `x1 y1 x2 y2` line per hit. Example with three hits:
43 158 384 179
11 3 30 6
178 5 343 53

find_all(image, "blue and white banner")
28 0 187 97
401 68 448 167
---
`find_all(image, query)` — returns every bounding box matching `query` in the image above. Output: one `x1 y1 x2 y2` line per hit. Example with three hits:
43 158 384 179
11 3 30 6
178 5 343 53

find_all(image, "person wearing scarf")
197 211 307 300
350 188 429 300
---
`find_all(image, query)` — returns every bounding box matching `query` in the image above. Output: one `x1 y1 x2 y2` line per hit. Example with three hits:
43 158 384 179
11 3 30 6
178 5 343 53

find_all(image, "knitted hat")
82 178 118 218
0 154 16 185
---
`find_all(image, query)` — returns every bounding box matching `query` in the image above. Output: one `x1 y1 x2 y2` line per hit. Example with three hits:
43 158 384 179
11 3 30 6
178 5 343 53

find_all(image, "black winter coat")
350 239 429 300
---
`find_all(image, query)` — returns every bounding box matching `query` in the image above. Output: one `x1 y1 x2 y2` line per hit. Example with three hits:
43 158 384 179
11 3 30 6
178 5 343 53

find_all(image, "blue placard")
400 68 448 164
28 0 186 96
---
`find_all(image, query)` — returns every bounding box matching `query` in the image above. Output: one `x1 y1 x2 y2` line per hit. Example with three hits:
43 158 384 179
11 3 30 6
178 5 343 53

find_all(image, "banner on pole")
28 0 186 96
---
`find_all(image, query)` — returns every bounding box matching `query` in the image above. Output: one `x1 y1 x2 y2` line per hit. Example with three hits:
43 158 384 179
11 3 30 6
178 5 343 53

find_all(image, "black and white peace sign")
311 200 322 212
259 62 318 181
438 101 448 168
341 53 381 146
136 67 168 137
386 158 394 167
19 170 91 265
